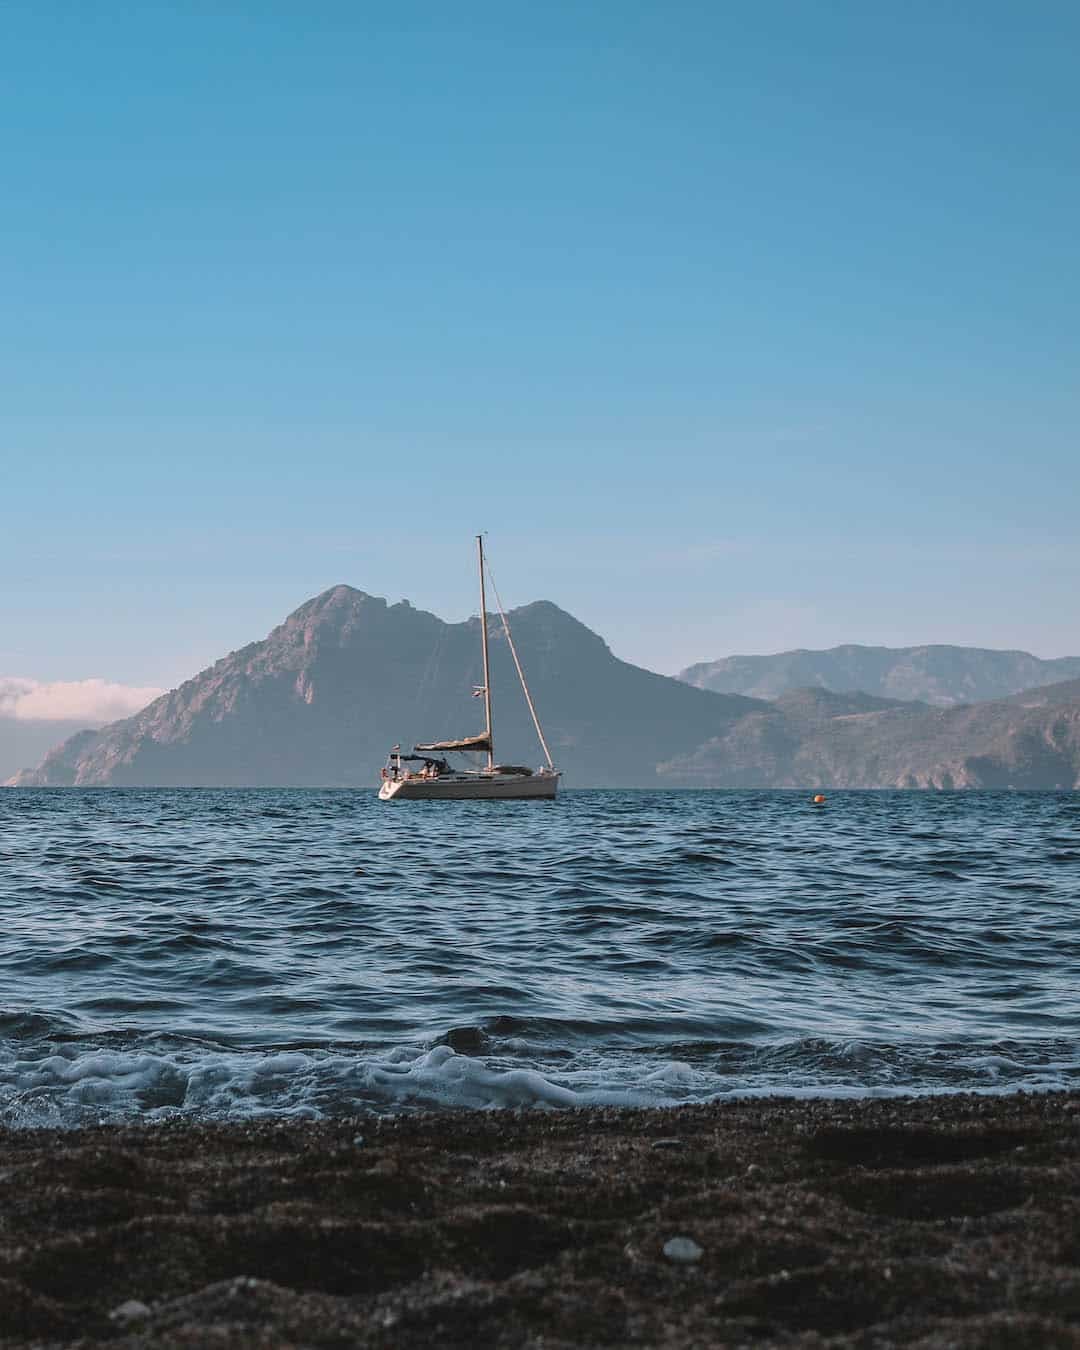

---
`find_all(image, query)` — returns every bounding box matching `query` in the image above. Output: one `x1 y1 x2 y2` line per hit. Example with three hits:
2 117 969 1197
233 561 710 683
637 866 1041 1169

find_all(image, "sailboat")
378 537 561 800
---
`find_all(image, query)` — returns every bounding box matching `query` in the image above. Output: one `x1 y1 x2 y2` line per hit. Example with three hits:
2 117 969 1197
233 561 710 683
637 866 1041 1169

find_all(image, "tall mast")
477 534 495 771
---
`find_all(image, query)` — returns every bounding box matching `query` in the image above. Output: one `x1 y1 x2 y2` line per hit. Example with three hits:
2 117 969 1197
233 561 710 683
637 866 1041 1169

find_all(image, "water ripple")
1 787 1078 1125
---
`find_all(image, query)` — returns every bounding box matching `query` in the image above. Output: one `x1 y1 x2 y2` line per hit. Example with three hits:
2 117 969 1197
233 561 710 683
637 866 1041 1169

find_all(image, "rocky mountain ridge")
679 643 1080 706
658 679 1080 789
7 587 759 788
8 590 1080 789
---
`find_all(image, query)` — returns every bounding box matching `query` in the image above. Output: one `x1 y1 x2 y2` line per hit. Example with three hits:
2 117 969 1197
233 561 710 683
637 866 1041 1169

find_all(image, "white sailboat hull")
379 770 559 801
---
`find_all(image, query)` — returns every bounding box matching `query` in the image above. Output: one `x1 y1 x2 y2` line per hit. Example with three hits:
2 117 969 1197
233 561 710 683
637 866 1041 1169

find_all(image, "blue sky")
3 0 1078 694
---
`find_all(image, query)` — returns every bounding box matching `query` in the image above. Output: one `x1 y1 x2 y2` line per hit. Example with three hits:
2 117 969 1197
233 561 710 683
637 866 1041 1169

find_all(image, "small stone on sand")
662 1236 703 1264
110 1299 150 1322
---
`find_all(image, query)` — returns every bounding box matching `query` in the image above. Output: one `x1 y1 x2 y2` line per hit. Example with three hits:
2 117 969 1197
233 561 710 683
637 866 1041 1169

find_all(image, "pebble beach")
4 1090 1080 1348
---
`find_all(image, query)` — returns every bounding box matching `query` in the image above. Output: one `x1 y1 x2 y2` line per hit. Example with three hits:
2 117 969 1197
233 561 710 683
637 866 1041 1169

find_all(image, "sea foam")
4 1033 1080 1129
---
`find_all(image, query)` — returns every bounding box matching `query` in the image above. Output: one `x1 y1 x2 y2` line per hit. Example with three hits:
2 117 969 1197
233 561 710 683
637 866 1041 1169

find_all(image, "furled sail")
413 734 492 754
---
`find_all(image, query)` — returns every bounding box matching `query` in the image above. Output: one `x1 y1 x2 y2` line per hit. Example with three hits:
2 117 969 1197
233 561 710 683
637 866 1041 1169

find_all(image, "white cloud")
0 677 165 723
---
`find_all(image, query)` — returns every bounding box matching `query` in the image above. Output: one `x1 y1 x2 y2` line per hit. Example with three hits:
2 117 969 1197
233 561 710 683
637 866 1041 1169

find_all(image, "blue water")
1 788 1078 1126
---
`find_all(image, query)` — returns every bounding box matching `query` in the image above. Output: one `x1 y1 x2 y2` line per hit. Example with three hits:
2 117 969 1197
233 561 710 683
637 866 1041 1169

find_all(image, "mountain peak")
9 583 741 787
283 585 383 624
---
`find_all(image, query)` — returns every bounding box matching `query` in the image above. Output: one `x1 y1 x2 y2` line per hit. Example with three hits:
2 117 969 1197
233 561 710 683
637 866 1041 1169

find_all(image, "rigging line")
484 560 556 770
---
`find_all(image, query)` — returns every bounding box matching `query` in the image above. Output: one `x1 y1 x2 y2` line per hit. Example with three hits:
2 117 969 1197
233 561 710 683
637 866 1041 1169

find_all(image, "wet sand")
3 1092 1080 1348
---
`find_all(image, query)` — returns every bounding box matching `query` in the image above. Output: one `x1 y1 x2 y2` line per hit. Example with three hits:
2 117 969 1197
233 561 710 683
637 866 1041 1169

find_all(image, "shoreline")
3 1091 1079 1347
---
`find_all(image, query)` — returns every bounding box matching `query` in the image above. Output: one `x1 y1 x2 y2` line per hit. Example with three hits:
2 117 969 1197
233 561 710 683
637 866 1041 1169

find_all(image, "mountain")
679 644 1080 707
12 592 1080 791
6 587 762 788
657 680 1080 789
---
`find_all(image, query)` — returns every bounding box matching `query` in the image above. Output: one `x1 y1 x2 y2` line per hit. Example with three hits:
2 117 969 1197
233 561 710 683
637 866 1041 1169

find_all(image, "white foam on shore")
2 1035 1079 1128
1 1042 593 1126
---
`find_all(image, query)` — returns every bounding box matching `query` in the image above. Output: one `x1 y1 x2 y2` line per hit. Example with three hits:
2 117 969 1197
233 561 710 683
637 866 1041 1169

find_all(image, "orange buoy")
812 793 826 806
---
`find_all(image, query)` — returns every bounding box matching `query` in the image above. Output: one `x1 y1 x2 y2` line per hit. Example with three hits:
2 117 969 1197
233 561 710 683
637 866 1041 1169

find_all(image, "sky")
3 0 1078 715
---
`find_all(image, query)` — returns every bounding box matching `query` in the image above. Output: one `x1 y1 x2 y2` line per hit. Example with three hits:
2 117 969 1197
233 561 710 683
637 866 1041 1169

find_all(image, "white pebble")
662 1236 703 1264
110 1300 150 1322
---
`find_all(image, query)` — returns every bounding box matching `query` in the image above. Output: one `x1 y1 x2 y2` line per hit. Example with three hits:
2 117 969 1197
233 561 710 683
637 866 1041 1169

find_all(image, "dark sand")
3 1092 1080 1348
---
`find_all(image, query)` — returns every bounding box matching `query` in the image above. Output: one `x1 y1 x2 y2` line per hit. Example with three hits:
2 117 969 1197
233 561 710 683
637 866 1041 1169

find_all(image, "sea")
1 787 1078 1128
